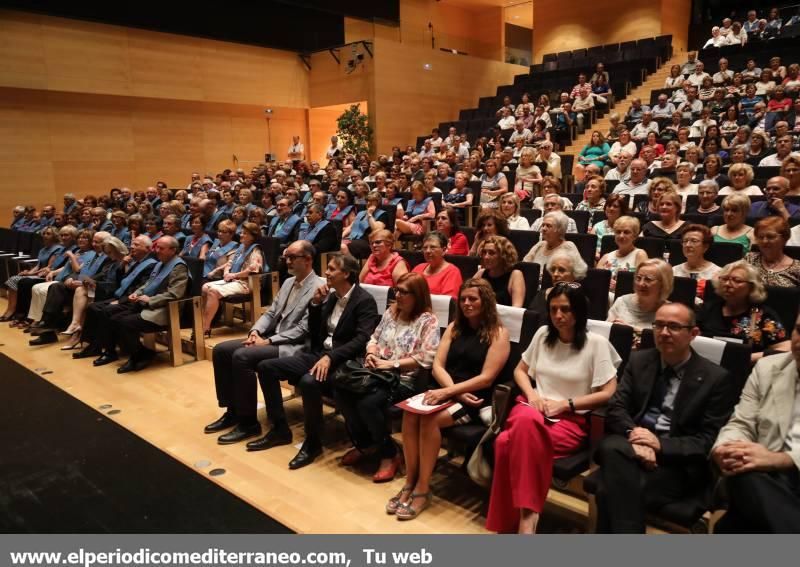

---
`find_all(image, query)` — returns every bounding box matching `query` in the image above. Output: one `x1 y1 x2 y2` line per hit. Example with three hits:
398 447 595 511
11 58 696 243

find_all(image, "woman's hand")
543 398 570 417
525 391 544 412
423 388 452 406
458 392 483 407
364 352 379 369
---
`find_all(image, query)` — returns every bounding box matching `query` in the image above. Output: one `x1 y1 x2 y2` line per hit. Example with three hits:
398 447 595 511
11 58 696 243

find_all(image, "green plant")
336 103 373 157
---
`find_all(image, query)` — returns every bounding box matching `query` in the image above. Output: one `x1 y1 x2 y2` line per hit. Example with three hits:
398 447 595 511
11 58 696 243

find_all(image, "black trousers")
95 302 164 358
256 352 331 444
82 298 117 347
594 434 708 533
716 469 800 533
334 387 396 458
211 339 279 418
14 276 44 318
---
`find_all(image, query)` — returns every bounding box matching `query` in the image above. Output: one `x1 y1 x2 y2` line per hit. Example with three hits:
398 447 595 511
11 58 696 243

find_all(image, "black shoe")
246 428 293 452
116 358 139 374
218 423 261 445
30 327 57 337
29 332 57 346
204 412 238 434
93 353 119 366
288 440 322 470
73 347 101 359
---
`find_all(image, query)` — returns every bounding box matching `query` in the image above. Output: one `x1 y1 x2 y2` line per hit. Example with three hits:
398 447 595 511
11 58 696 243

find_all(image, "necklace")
762 255 786 270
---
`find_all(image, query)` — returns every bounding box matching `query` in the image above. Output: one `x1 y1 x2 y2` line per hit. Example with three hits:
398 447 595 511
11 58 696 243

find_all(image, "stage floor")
0 299 586 534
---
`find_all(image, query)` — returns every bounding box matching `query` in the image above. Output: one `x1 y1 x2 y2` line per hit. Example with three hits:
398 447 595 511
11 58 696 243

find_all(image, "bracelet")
568 398 576 413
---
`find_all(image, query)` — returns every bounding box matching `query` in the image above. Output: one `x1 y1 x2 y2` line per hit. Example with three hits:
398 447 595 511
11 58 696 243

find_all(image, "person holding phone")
486 284 620 534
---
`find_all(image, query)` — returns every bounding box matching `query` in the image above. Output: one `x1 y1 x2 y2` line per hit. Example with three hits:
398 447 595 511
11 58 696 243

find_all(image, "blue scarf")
51 245 77 270
112 226 130 242
181 234 212 258
350 209 385 241
56 250 95 282
204 210 225 232
299 219 329 242
230 243 259 273
141 256 186 296
268 214 301 240
406 197 431 217
79 253 107 278
115 257 157 298
203 239 238 277
325 204 353 220
37 244 63 267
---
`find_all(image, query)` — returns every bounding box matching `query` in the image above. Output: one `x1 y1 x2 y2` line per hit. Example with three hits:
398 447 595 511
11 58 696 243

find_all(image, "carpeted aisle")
0 353 292 533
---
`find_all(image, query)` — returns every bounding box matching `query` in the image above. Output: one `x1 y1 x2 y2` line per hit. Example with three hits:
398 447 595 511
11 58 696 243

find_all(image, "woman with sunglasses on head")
390 279 510 521
341 273 440 485
487 283 620 533
697 261 788 363
411 232 463 299
360 229 409 287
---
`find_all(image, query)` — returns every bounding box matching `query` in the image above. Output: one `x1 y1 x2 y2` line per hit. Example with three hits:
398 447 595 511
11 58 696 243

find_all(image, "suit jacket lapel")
637 353 661 420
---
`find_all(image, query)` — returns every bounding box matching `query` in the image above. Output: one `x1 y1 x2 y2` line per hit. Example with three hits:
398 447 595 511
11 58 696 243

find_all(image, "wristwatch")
393 360 400 370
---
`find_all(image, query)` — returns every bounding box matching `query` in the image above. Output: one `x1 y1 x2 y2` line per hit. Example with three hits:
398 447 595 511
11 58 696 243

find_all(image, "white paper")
587 319 612 340
692 335 727 365
403 392 450 412
496 304 525 343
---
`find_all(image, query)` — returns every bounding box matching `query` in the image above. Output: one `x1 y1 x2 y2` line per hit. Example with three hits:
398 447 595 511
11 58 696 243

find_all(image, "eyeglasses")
719 275 748 285
682 238 703 245
553 281 581 290
393 287 411 296
653 321 693 333
284 254 308 261
370 240 387 247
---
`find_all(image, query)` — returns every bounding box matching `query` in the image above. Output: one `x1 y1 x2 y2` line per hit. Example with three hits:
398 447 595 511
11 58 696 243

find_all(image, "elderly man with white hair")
509 120 533 144
630 111 660 141
613 159 651 199
606 151 633 183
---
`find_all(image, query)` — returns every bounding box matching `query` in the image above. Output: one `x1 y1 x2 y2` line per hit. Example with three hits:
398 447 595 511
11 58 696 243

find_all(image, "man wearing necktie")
594 303 734 532
712 312 800 533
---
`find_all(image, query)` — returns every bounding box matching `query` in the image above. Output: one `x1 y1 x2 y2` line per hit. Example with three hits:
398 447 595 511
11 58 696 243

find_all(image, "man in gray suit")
205 240 324 444
711 312 800 533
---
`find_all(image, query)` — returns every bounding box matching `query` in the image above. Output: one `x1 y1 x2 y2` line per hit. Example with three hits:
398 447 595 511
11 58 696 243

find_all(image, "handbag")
466 383 516 488
331 359 400 396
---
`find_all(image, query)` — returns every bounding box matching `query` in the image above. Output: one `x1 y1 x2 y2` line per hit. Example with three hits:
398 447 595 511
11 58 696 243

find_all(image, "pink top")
412 262 463 299
363 253 407 286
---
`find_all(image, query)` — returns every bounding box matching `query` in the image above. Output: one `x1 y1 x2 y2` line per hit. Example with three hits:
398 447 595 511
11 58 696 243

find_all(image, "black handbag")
331 359 400 395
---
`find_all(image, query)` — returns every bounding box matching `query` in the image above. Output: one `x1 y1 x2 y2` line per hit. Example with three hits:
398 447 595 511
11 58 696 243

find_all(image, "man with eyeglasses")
612 158 652 204
711 312 800 533
593 302 734 532
266 197 302 245
298 203 338 254
205 240 324 445
751 176 800 220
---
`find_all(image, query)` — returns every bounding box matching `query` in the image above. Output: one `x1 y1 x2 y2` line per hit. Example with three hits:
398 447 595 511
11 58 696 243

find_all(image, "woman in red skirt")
486 283 620 534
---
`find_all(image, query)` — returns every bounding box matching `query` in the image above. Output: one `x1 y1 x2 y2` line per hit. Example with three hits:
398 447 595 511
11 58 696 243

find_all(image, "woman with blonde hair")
532 177 573 211
514 147 543 202
475 236 526 307
641 192 688 239
395 181 435 237
499 193 530 230
781 153 800 196
597 216 647 296
711 193 754 254
720 163 762 196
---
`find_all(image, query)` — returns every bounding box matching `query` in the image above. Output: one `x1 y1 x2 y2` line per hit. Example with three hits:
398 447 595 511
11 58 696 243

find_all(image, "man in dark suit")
249 254 380 470
594 302 735 532
298 203 339 255
205 240 324 442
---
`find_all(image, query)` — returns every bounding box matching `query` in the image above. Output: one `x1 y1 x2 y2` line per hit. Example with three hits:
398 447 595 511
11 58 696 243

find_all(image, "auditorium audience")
360 230 409 286
745 216 800 287
608 259 673 332
411 232 463 299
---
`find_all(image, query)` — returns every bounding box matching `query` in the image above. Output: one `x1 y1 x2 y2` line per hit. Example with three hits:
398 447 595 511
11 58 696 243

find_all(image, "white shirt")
631 121 659 140
652 102 676 119
613 178 651 196
713 70 734 85
718 185 764 196
521 327 621 412
323 285 354 350
288 143 304 157
783 370 800 452
605 166 631 182
686 72 711 87
759 153 787 167
498 116 516 129
788 225 800 246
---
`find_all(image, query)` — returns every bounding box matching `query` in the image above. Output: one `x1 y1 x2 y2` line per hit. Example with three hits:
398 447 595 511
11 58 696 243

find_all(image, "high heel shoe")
373 454 404 483
60 324 81 336
61 341 82 351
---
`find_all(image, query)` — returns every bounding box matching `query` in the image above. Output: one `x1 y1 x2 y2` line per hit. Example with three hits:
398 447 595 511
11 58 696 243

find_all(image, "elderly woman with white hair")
523 211 581 270
529 249 587 313
698 260 789 363
597 215 648 299
607 258 673 333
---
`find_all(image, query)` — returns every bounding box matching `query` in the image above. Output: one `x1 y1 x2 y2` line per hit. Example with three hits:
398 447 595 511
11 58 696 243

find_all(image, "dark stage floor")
0 353 292 533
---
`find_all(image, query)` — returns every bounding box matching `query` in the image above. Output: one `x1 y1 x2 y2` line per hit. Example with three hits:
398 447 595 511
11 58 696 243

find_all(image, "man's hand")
128 293 139 302
136 295 151 304
632 443 658 470
312 283 329 305
628 427 661 452
309 355 331 382
243 332 269 347
712 441 791 476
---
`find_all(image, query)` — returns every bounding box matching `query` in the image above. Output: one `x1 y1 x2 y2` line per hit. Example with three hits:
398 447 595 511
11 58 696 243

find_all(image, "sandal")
395 492 432 521
385 485 413 515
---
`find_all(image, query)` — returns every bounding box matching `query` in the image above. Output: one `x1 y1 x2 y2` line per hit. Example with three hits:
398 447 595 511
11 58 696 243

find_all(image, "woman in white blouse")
499 193 530 230
608 130 637 165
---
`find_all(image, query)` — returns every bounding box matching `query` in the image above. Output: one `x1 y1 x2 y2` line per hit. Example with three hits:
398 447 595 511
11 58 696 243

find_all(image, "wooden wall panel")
308 51 373 109
661 0 691 54
371 37 527 154
0 10 309 108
